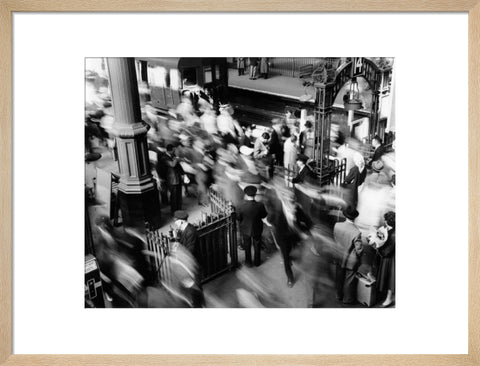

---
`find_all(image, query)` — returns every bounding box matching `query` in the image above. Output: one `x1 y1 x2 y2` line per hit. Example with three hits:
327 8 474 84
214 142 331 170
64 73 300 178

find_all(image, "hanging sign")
352 57 364 77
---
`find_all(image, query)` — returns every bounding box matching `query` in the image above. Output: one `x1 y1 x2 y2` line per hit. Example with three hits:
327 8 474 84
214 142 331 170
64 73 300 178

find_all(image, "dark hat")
343 206 359 220
244 185 257 197
384 211 396 228
297 154 309 163
174 210 189 220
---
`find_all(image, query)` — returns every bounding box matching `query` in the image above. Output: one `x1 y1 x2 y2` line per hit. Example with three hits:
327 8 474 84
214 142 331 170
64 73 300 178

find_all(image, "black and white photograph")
85 57 396 309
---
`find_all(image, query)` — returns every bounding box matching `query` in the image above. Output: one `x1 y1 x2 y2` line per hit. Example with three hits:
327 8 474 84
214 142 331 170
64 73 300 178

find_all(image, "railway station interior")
85 57 395 308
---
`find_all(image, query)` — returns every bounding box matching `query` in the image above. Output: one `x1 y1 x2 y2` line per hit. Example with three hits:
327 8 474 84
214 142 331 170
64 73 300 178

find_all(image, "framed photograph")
1 1 478 365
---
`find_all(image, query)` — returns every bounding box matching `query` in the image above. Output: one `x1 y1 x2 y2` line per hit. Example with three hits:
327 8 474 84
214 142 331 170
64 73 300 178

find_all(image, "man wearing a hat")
333 206 363 305
253 132 274 179
291 154 316 184
173 210 198 257
241 124 255 149
237 185 268 267
365 159 390 186
368 135 388 168
161 144 184 214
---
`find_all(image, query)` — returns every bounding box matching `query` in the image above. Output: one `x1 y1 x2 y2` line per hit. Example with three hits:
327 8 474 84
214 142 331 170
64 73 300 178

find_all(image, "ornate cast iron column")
107 57 161 230
314 81 334 180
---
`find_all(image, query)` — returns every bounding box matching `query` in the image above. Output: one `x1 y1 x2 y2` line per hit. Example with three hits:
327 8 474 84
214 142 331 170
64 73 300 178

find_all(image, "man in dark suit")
369 135 387 167
268 126 283 166
237 185 268 266
174 210 199 257
161 144 184 214
241 124 255 148
291 154 316 184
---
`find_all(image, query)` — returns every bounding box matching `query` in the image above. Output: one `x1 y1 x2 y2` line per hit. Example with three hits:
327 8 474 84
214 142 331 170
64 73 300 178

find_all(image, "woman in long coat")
376 211 395 307
299 121 315 158
341 152 367 209
260 57 269 79
283 135 298 168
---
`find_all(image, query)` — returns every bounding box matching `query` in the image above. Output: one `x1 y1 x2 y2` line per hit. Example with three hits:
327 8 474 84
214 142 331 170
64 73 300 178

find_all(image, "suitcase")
356 273 376 307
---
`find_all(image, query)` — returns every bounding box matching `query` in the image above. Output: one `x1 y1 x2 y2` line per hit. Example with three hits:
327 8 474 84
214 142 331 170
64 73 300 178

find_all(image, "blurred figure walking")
263 187 296 287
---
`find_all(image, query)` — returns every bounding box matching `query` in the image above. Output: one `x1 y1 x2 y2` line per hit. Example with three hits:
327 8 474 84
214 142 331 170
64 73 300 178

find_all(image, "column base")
118 187 161 231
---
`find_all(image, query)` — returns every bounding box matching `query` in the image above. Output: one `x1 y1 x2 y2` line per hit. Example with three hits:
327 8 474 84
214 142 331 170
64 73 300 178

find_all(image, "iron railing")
145 229 173 285
315 158 347 186
145 187 238 285
196 206 238 283
274 158 347 187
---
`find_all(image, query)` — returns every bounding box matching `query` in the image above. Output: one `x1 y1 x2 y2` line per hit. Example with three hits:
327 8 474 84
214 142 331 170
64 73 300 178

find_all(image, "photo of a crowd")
85 57 395 308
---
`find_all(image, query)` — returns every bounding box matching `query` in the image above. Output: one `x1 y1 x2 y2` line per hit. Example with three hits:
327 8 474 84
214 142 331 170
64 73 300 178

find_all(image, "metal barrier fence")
274 158 347 187
202 187 239 281
209 187 234 214
145 188 238 285
145 228 172 285
196 205 238 283
315 158 347 186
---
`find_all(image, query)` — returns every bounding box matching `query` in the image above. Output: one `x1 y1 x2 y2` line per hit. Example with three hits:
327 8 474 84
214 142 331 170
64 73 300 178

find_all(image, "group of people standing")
333 207 395 307
236 57 270 80
329 133 396 307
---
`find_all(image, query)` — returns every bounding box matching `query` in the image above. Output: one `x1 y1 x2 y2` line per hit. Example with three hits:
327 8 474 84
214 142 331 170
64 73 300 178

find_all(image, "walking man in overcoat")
237 185 268 266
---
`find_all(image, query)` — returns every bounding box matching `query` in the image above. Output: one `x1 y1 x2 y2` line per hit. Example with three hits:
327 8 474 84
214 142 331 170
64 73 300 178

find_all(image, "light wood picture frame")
1 1 478 365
